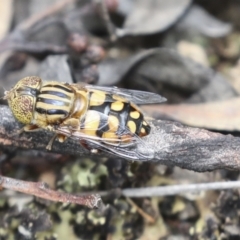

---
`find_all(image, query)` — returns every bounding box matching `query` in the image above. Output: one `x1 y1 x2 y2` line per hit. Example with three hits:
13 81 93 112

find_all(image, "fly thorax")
34 82 75 126
70 91 88 120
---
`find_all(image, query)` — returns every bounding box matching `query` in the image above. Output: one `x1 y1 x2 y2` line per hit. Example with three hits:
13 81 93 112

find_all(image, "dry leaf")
177 40 209 67
143 98 240 131
121 0 192 36
177 4 232 37
99 48 236 103
0 1 13 40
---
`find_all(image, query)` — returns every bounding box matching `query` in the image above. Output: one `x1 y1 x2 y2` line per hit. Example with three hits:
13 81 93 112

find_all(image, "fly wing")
70 131 154 161
55 110 154 161
83 85 167 105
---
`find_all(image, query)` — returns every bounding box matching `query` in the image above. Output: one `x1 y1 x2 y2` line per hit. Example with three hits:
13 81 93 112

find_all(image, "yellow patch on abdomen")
111 101 124 111
82 110 100 136
140 127 146 135
127 120 137 133
90 91 106 106
130 111 140 119
108 115 119 131
102 132 119 142
142 121 148 126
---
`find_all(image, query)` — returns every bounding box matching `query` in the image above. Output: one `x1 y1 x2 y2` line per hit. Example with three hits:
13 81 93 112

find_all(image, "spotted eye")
5 76 42 124
8 94 35 124
16 76 42 89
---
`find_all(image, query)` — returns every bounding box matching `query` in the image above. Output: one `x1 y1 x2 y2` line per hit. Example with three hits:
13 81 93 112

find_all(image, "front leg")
9 124 41 138
12 124 67 151
13 124 41 136
47 118 80 150
22 124 57 150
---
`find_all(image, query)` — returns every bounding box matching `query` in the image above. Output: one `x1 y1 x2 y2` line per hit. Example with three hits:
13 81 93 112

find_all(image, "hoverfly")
4 76 166 160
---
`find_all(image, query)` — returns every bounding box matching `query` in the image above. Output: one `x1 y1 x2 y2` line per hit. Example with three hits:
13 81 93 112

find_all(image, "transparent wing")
55 111 154 160
64 130 154 160
83 84 167 105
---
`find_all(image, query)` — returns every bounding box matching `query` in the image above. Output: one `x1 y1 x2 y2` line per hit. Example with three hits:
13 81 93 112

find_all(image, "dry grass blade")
121 181 240 197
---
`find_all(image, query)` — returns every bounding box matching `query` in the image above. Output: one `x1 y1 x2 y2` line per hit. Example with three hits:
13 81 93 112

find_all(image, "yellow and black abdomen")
34 82 75 126
81 90 150 142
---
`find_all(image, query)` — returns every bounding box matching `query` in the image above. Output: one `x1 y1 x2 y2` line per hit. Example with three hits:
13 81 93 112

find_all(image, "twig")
0 105 240 172
126 197 156 224
121 181 240 198
0 175 102 208
0 0 77 54
97 0 118 41
18 0 77 31
3 180 240 201
6 41 67 53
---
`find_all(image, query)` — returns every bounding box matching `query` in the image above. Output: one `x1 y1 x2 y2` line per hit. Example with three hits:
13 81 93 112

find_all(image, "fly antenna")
1 86 10 100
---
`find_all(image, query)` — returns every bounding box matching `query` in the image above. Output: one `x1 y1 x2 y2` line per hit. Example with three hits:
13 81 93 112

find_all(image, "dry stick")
2 180 240 200
121 181 240 198
0 175 102 208
97 0 134 38
7 41 67 53
0 0 77 53
97 0 118 41
1 105 240 172
18 0 77 31
126 197 156 224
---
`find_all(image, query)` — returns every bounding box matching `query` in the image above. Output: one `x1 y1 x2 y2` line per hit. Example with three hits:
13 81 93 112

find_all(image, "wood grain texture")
0 105 240 172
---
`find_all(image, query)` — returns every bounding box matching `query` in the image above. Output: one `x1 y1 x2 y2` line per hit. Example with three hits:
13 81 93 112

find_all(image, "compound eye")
5 76 41 124
17 76 42 90
8 94 34 124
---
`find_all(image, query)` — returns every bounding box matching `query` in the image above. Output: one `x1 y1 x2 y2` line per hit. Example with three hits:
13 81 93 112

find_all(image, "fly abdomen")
84 91 150 141
126 104 150 137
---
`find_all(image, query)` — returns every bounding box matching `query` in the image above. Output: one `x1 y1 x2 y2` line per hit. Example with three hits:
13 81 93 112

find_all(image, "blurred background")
0 0 240 239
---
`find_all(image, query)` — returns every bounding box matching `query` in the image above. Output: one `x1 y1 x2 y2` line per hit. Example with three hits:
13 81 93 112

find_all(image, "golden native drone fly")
4 76 166 160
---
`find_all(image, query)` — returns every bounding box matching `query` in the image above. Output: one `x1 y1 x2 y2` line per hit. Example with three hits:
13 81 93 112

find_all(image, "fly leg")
46 133 71 150
16 124 64 151
46 133 58 150
10 124 57 150
46 118 80 150
10 124 41 137
61 118 80 131
79 139 99 154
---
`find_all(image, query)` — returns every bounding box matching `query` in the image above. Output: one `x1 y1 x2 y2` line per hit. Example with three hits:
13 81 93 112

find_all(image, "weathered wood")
0 105 239 172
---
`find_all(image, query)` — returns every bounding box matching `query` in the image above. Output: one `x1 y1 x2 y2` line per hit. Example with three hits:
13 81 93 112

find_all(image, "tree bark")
0 105 239 172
